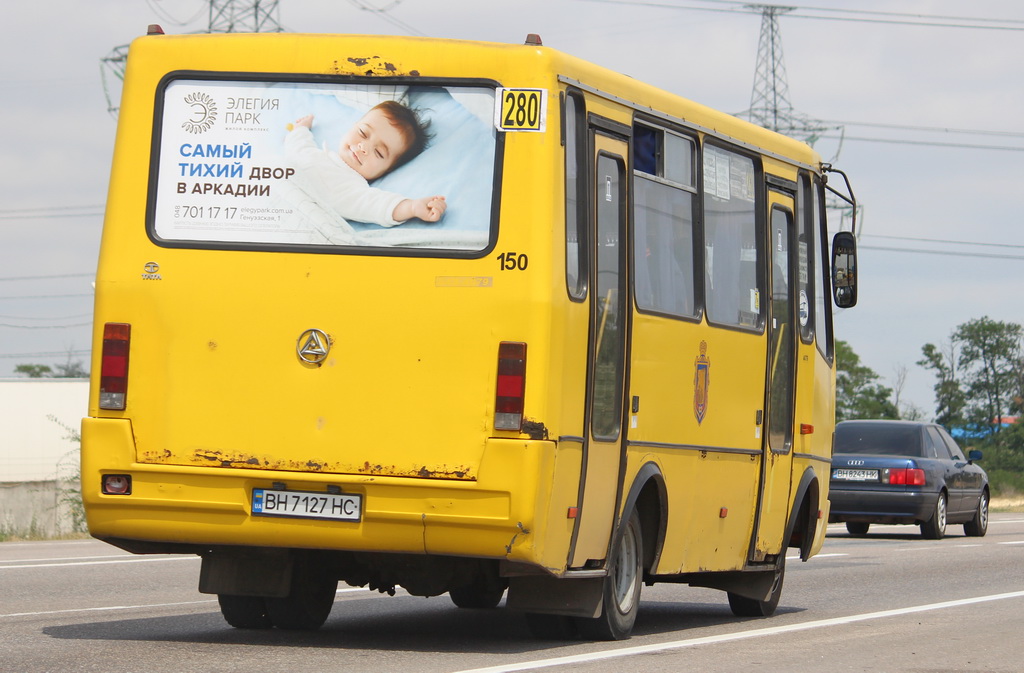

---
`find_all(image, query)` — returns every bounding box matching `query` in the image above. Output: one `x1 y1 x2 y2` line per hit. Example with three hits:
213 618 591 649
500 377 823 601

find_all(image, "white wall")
0 379 88 483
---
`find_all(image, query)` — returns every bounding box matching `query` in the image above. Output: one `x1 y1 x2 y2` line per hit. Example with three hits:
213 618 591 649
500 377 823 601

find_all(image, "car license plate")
832 468 879 482
252 488 362 522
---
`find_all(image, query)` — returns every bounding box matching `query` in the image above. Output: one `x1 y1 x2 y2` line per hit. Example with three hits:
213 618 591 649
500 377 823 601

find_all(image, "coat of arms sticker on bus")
694 340 710 424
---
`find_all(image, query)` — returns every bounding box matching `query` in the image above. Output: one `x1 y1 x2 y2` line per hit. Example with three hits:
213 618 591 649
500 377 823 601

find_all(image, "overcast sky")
1 0 1021 416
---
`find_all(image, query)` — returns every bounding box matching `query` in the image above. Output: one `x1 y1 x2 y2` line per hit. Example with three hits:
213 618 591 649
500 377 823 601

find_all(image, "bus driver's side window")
565 91 587 300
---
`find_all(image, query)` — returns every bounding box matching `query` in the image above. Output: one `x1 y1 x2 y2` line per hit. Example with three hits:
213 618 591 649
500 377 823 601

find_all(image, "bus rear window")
150 78 499 254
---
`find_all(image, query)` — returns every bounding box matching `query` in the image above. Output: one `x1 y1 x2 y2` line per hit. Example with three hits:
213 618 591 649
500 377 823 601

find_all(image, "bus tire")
450 575 508 609
217 594 272 629
525 612 577 640
728 553 785 618
265 569 338 631
575 510 643 640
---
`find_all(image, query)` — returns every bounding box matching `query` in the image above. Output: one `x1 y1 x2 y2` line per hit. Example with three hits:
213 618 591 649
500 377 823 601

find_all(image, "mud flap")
199 548 293 598
506 574 604 618
689 567 778 602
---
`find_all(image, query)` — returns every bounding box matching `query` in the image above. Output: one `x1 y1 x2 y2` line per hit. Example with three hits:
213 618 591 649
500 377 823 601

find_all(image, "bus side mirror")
831 231 858 308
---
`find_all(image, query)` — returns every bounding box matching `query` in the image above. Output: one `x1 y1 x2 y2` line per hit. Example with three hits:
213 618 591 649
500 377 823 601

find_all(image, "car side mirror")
968 449 983 463
831 231 857 308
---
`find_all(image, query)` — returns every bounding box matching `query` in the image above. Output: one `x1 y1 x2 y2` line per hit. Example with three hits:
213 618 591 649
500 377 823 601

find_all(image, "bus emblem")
297 328 331 365
694 341 710 424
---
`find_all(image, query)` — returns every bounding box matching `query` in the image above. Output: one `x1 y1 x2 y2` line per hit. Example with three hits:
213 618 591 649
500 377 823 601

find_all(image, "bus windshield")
151 78 499 253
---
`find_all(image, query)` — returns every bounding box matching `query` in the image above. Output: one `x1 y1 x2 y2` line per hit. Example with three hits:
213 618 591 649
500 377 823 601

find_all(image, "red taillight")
99 322 131 410
494 341 526 432
886 467 926 486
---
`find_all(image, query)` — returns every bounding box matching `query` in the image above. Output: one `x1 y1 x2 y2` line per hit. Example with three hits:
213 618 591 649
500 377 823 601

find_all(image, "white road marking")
0 587 369 619
0 556 200 570
451 591 1024 673
0 554 180 565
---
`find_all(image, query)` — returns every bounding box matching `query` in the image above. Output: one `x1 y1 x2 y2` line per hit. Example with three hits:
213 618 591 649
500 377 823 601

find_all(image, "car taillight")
494 342 526 432
885 467 925 486
99 322 131 410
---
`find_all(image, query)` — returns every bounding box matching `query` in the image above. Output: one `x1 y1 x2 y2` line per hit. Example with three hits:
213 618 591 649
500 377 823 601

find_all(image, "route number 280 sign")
495 88 547 132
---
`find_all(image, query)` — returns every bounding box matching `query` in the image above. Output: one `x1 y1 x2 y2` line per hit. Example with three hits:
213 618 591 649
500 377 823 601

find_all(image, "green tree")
13 354 87 379
14 364 52 378
953 317 1021 437
52 359 89 378
917 341 966 429
835 340 899 422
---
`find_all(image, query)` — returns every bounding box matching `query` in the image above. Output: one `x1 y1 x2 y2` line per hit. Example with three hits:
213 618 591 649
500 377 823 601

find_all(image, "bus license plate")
252 488 362 522
832 469 879 482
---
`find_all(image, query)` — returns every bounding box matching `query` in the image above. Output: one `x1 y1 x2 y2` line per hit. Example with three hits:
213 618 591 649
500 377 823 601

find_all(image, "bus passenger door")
752 198 798 560
570 131 629 567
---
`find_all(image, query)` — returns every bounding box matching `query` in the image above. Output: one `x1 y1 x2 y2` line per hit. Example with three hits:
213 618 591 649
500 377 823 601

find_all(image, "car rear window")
834 424 923 457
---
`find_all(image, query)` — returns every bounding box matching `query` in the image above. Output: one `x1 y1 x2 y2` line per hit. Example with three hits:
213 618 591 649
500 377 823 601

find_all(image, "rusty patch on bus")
330 56 421 78
139 448 475 480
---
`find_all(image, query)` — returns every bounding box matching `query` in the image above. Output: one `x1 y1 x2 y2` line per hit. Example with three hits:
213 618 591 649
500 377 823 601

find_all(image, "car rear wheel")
846 522 870 536
921 492 947 540
964 490 989 537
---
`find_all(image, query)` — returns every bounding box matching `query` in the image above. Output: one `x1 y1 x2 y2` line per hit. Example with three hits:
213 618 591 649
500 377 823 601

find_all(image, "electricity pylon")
102 1 283 115
742 4 859 231
744 4 830 146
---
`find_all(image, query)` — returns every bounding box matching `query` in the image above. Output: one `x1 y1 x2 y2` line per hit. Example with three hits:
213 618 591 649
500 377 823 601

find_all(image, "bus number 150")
498 252 529 271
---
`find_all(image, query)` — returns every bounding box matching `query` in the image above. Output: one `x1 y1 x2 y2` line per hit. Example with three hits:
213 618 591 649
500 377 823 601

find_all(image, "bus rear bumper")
81 417 571 570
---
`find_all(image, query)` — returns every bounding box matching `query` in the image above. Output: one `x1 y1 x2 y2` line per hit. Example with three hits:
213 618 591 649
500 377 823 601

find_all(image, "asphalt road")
3 515 1023 673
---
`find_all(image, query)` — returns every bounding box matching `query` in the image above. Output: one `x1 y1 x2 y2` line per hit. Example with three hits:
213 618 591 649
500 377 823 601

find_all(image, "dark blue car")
828 420 989 539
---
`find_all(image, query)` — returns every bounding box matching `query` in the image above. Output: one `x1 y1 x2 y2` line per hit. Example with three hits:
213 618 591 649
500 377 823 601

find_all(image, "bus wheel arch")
574 464 666 640
786 467 821 561
621 462 668 576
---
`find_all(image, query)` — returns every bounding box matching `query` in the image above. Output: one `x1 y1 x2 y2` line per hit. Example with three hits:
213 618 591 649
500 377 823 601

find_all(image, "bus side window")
812 174 833 361
797 172 814 344
565 91 588 300
632 122 699 319
702 144 763 330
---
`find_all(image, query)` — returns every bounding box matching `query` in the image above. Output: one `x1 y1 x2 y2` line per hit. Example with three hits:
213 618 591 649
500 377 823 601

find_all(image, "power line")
0 294 94 301
345 0 426 36
0 321 92 330
858 245 1024 261
0 205 104 221
706 0 1024 26
817 134 1024 152
581 1 1024 30
145 0 208 26
0 313 92 320
862 234 1024 251
0 273 93 283
0 205 104 214
822 120 1024 139
0 350 90 360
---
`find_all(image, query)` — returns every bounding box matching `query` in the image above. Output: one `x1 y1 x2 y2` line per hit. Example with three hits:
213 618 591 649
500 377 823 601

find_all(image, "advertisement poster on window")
152 79 498 251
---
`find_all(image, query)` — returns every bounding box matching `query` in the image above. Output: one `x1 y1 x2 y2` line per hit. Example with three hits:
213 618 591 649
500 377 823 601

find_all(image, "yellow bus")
83 27 858 640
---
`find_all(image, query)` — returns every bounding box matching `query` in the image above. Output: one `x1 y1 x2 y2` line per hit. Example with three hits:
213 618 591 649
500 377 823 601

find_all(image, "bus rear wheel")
449 575 508 609
217 594 272 629
728 553 785 618
575 510 643 640
264 561 338 631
